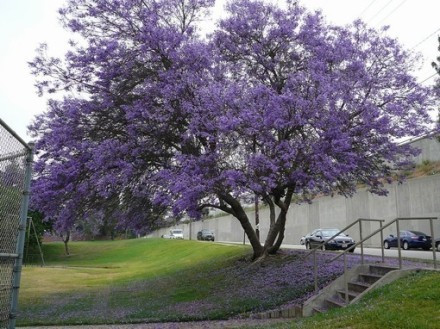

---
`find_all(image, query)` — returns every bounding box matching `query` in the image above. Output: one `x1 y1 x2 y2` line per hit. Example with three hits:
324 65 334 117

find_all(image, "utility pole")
253 135 260 241
189 218 192 240
255 195 260 240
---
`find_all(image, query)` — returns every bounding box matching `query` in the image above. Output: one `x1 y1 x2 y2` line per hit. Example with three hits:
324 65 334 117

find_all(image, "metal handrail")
319 217 437 304
329 218 400 263
303 218 385 292
307 217 438 296
304 218 385 258
330 217 437 268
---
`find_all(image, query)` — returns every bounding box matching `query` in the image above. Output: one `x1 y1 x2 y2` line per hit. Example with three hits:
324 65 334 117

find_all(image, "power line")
355 2 439 86
376 26 440 65
367 0 394 23
358 0 378 18
376 0 408 25
411 27 440 50
420 72 437 84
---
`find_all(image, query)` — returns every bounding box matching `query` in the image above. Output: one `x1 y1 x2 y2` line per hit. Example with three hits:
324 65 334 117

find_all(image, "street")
284 244 439 261
218 241 440 261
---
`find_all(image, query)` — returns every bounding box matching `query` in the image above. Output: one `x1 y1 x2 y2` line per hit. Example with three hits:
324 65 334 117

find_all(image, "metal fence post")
429 218 437 270
189 218 192 240
344 253 348 304
380 220 384 263
359 219 364 265
9 144 33 329
24 216 32 266
396 219 402 269
314 249 318 292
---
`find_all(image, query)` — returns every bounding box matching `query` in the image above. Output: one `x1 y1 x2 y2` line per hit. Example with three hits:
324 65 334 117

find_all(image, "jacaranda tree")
30 0 435 259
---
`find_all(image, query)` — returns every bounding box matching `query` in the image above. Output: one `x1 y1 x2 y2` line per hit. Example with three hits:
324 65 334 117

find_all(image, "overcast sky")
1 0 439 141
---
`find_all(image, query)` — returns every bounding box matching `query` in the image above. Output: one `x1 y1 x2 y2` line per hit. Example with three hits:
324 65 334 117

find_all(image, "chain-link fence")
0 119 32 329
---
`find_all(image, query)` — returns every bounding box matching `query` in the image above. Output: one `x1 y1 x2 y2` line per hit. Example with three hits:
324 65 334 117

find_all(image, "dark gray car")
197 229 215 241
305 228 355 252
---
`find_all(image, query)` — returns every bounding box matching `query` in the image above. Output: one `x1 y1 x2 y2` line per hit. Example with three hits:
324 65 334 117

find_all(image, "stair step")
336 289 360 301
361 272 382 278
359 272 383 284
348 281 371 293
369 264 399 275
325 297 347 309
312 306 327 314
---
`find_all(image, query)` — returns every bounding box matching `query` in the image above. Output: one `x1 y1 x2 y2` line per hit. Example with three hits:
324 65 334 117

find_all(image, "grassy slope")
19 239 249 325
20 240 439 327
250 271 440 329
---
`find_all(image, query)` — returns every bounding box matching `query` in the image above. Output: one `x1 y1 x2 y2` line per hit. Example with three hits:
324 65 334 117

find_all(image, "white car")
169 229 184 239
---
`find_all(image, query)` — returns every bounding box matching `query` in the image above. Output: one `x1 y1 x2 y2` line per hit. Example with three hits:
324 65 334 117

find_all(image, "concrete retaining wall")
148 137 440 247
409 135 440 164
148 174 440 247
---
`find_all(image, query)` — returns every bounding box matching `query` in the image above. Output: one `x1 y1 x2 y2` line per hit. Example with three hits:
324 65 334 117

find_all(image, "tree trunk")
64 240 70 256
264 196 276 229
263 188 294 255
221 193 264 259
214 190 295 260
263 209 287 250
268 212 287 254
61 231 70 256
240 213 264 259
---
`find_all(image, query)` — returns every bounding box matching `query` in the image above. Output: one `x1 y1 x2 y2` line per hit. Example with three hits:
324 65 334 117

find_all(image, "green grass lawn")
19 238 342 326
19 238 250 325
248 270 440 329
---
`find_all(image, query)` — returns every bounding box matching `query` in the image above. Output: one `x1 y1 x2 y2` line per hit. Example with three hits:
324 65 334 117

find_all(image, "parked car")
305 228 355 252
300 229 319 245
197 229 215 241
383 230 432 250
436 238 440 252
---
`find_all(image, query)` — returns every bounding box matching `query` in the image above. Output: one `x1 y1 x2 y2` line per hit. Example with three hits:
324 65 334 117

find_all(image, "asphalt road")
219 241 440 261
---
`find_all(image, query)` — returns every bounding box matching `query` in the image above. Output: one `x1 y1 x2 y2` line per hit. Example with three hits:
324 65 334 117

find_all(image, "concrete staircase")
303 263 400 316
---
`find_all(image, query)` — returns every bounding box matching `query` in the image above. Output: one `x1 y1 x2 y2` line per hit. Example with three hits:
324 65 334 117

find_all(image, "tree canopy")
30 0 435 258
